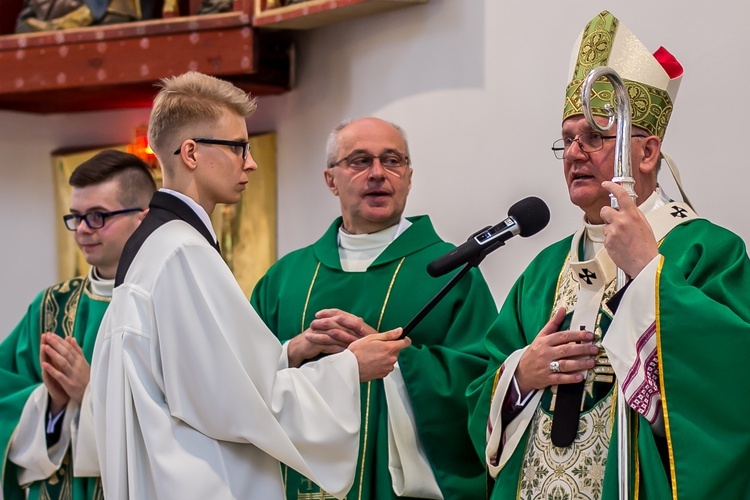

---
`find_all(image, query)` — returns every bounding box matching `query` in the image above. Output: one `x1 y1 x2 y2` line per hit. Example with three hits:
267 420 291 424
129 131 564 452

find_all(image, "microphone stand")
398 243 498 340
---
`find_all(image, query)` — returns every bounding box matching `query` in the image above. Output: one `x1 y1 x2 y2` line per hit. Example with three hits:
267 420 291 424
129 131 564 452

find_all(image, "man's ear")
136 208 149 223
128 207 149 229
638 135 661 176
177 140 199 171
324 168 338 196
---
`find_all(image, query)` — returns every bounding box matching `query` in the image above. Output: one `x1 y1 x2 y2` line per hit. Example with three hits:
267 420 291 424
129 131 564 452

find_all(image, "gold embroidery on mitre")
563 10 675 141
575 12 618 75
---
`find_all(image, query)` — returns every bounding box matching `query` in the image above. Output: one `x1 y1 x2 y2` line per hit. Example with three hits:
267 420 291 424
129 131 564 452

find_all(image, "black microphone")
426 196 550 277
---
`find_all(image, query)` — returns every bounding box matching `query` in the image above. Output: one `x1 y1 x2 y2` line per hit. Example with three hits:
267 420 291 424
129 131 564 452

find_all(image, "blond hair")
148 72 257 169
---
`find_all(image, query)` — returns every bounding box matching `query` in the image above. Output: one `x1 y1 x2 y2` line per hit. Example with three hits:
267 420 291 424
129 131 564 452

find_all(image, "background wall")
1 0 748 338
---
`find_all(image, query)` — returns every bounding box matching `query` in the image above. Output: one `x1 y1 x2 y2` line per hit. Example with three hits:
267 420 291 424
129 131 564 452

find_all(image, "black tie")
550 325 587 447
550 380 585 447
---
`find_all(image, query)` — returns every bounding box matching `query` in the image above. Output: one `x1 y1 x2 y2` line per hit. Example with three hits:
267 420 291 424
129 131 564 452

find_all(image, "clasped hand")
287 308 410 382
40 333 90 415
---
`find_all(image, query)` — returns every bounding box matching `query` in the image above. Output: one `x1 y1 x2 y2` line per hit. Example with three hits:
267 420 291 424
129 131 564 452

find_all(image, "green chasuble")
0 277 107 500
467 218 750 499
252 215 498 500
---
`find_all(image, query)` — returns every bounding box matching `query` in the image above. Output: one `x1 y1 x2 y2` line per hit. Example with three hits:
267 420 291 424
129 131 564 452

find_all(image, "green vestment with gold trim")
467 218 750 499
0 277 106 500
252 215 498 500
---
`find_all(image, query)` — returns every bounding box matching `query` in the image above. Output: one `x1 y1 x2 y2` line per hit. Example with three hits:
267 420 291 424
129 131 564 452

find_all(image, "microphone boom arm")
398 253 490 340
400 196 549 339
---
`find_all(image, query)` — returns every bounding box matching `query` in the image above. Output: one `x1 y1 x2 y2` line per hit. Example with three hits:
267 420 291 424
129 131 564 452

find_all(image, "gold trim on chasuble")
653 257 677 499
41 277 88 338
37 277 104 499
290 258 406 500
517 254 619 499
35 454 105 500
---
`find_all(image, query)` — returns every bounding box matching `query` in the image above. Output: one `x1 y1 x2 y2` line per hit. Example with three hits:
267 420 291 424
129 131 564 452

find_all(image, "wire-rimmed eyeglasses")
551 132 647 160
174 138 251 160
63 208 144 231
330 151 410 172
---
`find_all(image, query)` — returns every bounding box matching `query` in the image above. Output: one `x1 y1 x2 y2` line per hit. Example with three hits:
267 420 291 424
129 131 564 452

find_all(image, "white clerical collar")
337 218 412 272
159 188 218 243
582 187 668 259
88 267 114 298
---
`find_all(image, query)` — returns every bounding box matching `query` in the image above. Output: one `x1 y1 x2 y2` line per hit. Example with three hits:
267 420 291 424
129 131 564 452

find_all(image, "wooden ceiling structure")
0 0 426 113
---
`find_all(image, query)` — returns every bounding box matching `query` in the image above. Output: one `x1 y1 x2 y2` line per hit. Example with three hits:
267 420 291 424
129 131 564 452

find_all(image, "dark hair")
69 150 157 208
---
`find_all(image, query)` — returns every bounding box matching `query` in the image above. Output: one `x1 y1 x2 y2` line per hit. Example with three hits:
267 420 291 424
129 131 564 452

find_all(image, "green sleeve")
398 266 497 497
0 293 44 500
250 271 275 332
466 239 568 459
653 220 750 498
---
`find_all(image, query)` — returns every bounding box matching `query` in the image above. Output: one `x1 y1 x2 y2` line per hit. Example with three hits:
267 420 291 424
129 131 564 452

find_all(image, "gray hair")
325 118 410 167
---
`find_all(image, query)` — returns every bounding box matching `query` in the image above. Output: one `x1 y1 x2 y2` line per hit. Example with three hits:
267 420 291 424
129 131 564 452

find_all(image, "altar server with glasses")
0 149 155 500
90 73 411 499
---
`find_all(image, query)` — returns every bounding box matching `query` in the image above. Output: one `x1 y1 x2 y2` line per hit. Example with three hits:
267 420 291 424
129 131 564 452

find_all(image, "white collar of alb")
338 218 412 251
88 267 114 298
159 188 218 243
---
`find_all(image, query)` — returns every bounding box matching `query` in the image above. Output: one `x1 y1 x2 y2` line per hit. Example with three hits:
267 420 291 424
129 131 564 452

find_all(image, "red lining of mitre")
653 46 684 79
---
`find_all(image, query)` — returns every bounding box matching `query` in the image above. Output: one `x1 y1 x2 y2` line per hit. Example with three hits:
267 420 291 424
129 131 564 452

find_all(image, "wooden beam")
0 13 290 113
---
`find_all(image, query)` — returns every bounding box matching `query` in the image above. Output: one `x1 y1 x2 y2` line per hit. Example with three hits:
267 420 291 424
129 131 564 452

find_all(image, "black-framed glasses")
330 151 410 172
551 132 648 159
63 208 144 231
173 138 251 160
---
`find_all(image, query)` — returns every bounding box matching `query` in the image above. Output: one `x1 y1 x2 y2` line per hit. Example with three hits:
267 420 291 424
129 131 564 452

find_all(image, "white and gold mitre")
563 11 684 141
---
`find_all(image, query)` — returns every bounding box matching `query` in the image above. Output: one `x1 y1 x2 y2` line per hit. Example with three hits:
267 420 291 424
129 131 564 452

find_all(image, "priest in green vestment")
0 150 156 500
251 117 498 499
467 10 750 500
